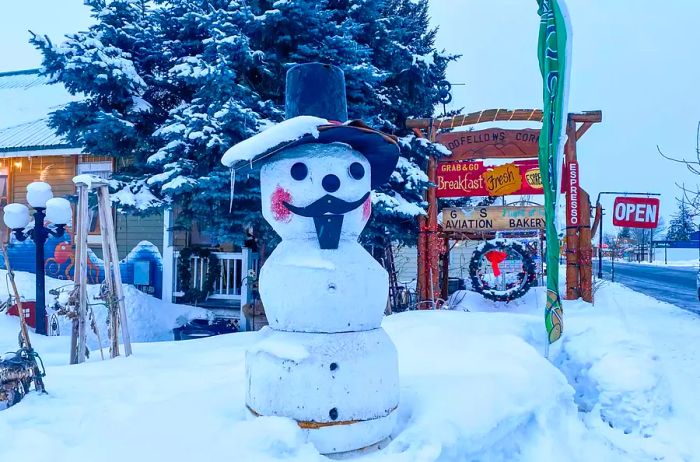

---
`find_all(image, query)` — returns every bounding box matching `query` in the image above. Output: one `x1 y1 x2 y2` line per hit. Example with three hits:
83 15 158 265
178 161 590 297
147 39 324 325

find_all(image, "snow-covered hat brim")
221 116 399 188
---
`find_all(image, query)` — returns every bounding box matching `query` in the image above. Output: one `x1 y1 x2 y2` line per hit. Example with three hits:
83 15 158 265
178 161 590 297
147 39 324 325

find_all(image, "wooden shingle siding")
10 155 76 204
115 212 164 257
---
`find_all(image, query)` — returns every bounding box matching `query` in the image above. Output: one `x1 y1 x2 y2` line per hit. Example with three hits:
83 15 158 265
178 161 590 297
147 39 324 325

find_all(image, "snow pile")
52 284 211 346
73 173 107 188
557 309 667 438
375 311 604 461
221 116 327 167
0 269 209 347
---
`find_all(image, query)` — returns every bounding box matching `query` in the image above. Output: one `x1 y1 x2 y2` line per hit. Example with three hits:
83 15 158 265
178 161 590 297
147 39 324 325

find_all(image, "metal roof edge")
0 147 80 157
0 68 42 78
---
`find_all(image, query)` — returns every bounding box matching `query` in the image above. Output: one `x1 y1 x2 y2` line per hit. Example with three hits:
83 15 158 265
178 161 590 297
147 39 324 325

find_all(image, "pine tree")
32 0 456 248
666 200 696 241
617 227 631 240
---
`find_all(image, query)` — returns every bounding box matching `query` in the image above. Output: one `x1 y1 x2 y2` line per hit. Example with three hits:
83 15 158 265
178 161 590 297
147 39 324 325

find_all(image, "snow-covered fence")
173 250 258 304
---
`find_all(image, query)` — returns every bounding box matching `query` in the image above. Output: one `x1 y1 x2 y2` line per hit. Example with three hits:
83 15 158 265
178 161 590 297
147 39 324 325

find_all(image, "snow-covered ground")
0 269 209 349
2 275 700 461
621 259 699 268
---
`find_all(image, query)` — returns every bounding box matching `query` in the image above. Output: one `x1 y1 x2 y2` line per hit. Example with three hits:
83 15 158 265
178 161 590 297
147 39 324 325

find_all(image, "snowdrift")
1 282 698 461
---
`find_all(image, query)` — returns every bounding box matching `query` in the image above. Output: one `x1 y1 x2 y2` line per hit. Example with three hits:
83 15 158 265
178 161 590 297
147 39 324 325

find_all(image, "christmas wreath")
177 247 220 304
469 239 537 302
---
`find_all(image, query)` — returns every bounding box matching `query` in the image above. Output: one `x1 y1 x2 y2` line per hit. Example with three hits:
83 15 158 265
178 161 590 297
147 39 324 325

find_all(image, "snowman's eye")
290 162 308 181
348 162 365 180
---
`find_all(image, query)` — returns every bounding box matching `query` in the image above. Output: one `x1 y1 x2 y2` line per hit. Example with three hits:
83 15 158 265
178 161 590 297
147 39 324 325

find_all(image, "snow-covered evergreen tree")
666 199 696 241
32 0 456 248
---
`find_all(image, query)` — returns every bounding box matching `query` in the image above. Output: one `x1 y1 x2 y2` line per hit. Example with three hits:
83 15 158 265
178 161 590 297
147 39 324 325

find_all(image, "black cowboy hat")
221 63 399 188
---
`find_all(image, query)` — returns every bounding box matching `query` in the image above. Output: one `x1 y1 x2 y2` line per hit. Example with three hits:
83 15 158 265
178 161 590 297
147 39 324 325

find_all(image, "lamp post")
3 182 72 335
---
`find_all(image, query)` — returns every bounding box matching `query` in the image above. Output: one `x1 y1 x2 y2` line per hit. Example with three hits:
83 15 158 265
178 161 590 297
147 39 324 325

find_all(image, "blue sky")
2 0 699 229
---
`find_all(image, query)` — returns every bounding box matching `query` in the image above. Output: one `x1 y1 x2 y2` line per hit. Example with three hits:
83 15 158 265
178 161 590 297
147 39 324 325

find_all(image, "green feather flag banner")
537 0 571 345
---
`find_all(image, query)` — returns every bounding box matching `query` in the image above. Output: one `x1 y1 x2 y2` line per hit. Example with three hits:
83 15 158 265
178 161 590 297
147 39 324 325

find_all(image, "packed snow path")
2 281 700 461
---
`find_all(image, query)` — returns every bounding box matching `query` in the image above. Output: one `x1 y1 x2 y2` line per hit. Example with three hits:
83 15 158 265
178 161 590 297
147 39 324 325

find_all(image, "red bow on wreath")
485 250 508 277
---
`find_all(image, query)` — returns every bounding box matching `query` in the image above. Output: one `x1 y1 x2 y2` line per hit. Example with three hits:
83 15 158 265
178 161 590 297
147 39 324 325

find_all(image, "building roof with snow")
0 69 82 157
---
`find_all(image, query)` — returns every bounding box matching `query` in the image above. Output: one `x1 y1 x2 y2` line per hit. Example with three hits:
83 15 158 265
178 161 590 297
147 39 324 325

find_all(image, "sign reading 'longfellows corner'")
436 128 541 160
442 206 546 232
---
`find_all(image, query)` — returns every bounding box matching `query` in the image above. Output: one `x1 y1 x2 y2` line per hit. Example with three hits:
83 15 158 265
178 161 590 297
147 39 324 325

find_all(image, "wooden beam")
406 109 602 130
407 109 544 130
569 111 602 123
98 186 132 357
575 122 593 140
97 192 119 358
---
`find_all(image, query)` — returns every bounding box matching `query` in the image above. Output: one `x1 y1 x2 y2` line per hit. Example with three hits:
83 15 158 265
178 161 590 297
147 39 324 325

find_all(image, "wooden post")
75 184 90 363
579 190 593 302
564 116 580 300
69 188 82 365
96 190 120 357
440 237 450 300
416 122 441 307
98 186 132 356
426 124 440 305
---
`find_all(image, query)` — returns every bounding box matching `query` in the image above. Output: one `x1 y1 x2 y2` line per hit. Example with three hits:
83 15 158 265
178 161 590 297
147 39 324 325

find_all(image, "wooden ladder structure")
71 178 132 364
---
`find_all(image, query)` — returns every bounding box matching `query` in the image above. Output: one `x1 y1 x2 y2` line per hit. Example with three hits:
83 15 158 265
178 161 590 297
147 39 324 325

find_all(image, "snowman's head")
260 142 372 248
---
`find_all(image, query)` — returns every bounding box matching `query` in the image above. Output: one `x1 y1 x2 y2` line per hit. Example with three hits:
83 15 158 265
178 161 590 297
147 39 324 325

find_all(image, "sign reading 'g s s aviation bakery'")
437 160 544 198
442 206 546 232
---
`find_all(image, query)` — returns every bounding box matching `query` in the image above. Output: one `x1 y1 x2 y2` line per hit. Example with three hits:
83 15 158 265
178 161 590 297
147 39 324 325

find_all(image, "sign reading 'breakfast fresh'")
436 160 544 198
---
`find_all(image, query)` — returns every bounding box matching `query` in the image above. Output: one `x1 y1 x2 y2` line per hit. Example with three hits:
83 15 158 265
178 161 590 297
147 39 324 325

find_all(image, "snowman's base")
247 405 397 455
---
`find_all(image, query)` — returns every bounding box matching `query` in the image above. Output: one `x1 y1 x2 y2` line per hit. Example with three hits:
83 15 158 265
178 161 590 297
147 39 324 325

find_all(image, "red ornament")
485 250 508 277
270 186 293 223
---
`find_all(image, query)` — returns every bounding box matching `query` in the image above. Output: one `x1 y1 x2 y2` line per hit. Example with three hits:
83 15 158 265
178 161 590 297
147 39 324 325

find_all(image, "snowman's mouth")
282 192 370 218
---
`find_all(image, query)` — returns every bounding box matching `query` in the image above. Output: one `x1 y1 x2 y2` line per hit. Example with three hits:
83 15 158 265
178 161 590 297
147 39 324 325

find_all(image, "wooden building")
0 69 165 297
0 69 255 324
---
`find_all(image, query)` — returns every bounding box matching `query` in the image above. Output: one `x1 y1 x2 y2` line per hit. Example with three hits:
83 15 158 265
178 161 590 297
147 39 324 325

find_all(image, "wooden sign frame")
406 109 602 305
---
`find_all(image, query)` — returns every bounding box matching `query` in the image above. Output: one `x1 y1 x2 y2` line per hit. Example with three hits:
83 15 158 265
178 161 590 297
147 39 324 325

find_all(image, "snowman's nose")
322 174 340 193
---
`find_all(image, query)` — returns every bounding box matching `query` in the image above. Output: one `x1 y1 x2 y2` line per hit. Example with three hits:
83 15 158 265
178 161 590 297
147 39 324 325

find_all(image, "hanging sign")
612 197 660 228
565 161 580 227
482 163 522 196
437 159 544 198
442 206 546 232
436 128 541 161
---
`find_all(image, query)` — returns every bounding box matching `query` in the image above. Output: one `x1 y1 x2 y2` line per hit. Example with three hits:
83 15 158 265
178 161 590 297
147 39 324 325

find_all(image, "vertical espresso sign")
566 161 580 227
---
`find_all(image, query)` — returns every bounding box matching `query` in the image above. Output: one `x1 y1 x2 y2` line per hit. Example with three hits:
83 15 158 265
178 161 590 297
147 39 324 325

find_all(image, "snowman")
222 63 400 454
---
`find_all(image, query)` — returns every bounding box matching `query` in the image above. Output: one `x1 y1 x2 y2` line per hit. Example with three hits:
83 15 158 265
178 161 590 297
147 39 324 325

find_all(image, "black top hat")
222 63 399 188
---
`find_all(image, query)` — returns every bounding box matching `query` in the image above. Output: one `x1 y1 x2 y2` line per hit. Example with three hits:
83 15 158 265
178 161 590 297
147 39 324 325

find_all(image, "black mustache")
283 192 370 217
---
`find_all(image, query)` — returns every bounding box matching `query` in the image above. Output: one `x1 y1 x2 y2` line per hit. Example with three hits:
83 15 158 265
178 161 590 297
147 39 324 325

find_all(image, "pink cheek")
270 186 293 223
362 196 371 221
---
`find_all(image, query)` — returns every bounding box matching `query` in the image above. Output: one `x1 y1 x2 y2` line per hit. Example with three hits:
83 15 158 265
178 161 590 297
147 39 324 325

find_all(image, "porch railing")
173 250 258 303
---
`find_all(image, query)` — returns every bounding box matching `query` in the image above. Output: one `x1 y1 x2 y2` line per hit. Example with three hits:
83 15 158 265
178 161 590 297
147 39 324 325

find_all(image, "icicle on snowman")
222 63 400 454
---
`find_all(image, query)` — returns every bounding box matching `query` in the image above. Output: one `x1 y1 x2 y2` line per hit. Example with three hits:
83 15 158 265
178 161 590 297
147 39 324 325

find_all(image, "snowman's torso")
260 239 388 332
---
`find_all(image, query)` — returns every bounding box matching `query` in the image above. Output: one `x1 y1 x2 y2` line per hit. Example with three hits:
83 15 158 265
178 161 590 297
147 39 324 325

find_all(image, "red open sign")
612 197 660 229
